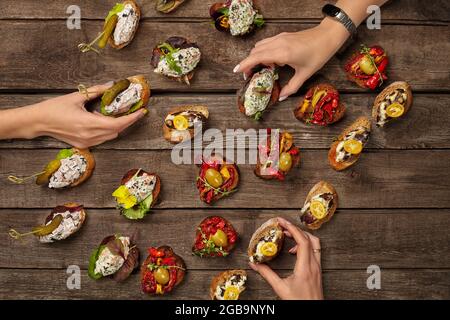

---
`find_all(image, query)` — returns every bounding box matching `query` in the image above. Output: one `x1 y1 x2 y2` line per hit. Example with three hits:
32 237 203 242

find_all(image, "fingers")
279 71 307 101
108 109 147 133
249 262 284 295
75 81 114 103
277 217 311 268
305 231 321 266
234 51 275 75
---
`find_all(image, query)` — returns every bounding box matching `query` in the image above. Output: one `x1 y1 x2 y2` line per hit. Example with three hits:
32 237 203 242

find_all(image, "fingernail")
279 95 288 102
103 81 114 87
248 262 257 270
139 109 148 118
233 64 240 73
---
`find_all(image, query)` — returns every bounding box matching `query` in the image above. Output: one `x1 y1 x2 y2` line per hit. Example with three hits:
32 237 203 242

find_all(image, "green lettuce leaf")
105 3 125 22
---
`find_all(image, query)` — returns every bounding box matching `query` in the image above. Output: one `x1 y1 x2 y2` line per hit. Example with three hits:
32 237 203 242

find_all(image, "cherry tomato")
153 267 170 285
205 168 223 188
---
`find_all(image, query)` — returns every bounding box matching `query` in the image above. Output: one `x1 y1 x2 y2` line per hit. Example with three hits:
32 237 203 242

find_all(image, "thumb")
112 108 148 133
249 262 284 296
279 71 307 101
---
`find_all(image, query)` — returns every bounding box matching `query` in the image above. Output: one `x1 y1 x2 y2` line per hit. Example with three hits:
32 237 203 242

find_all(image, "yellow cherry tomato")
260 242 278 257
205 168 223 188
153 267 170 285
223 286 240 300
343 139 363 155
279 152 293 172
386 103 405 118
359 55 376 75
310 200 327 220
173 115 189 130
211 229 228 247
220 167 230 180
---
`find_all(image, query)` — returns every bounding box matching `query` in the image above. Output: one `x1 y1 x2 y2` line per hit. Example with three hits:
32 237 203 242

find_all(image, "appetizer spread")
328 116 371 171
112 169 161 220
237 66 280 120
88 234 140 282
196 155 240 204
210 270 247 300
141 246 186 295
373 81 413 127
294 83 345 126
163 105 209 144
210 0 264 36
21 148 95 189
100 75 150 117
299 181 338 230
248 218 284 264
192 216 238 257
345 44 388 90
255 129 300 181
151 36 201 85
9 203 86 243
156 0 187 13
78 1 141 53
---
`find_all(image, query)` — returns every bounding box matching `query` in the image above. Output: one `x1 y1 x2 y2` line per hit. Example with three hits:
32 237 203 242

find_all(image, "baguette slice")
372 81 412 127
69 148 96 187
248 218 284 264
299 181 338 230
108 0 141 49
129 74 151 112
328 116 371 171
163 105 209 144
209 269 247 300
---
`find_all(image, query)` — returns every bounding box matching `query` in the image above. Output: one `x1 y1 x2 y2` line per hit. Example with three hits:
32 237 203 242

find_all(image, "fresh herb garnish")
193 227 229 257
360 44 384 86
254 14 265 28
158 43 183 75
218 7 230 16
253 111 263 121
147 263 185 271
197 176 237 197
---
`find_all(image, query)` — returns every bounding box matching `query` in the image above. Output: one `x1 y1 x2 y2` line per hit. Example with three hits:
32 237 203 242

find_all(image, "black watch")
322 4 357 37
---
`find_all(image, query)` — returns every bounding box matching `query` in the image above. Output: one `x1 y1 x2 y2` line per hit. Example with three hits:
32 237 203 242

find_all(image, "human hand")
25 82 147 148
234 19 349 101
249 217 324 300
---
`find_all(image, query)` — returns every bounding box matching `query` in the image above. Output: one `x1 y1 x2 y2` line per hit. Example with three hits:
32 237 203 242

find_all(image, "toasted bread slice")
372 81 412 127
40 202 86 242
294 83 345 125
210 269 247 300
69 149 95 187
300 181 338 230
107 0 141 49
248 218 284 263
328 116 371 171
128 74 151 111
120 169 161 207
163 105 209 144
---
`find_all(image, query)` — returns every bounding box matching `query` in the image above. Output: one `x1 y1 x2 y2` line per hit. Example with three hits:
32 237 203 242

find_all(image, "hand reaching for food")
249 217 324 300
0 82 147 149
234 0 389 101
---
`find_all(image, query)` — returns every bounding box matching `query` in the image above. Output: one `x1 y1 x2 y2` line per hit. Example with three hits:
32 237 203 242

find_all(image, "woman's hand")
0 82 146 148
249 217 324 300
234 19 349 101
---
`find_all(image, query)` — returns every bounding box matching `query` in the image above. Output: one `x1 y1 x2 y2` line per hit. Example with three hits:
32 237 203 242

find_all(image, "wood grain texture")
1 0 449 22
0 268 448 300
0 21 449 91
1 149 449 209
0 93 449 150
2 209 449 270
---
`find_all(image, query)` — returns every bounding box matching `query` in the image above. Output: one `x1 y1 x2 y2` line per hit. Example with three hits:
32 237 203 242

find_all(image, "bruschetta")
163 105 209 143
210 269 247 300
156 0 186 13
248 218 284 264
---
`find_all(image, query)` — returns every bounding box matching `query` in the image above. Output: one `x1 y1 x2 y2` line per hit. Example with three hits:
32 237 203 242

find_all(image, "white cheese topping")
335 127 370 163
229 0 256 36
39 210 83 243
105 83 142 115
301 194 331 215
154 47 201 78
215 274 247 300
165 111 202 128
94 236 130 277
376 90 407 127
244 68 277 117
48 154 87 189
250 229 279 263
125 173 156 203
113 4 138 46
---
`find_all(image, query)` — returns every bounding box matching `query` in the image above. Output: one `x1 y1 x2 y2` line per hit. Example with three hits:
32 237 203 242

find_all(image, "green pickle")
32 214 63 237
101 79 131 114
36 159 61 185
98 14 118 49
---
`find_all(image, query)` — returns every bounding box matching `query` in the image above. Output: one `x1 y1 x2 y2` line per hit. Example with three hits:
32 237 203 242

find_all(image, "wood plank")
0 268 448 299
2 0 449 22
1 149 449 209
1 93 449 150
0 21 448 91
2 209 449 270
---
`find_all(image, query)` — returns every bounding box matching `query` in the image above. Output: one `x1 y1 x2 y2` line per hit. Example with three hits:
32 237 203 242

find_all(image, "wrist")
318 17 350 49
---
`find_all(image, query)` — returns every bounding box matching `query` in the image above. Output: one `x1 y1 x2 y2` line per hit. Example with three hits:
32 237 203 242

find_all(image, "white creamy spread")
125 173 156 203
229 0 256 36
215 274 247 300
94 236 130 276
377 90 408 127
301 194 331 215
105 83 142 115
244 68 277 117
250 229 279 263
154 47 201 77
48 154 87 189
165 111 202 129
39 210 83 243
335 127 370 163
113 4 138 45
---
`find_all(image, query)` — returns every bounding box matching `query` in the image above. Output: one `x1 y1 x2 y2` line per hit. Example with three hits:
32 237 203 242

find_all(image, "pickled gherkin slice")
32 214 63 237
101 79 131 110
98 14 119 49
36 159 61 185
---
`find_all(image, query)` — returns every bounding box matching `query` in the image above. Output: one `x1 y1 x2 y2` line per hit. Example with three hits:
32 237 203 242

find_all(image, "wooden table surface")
1 0 449 300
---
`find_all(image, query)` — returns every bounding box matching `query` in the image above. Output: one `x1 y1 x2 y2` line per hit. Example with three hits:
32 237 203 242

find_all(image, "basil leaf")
165 54 183 75
217 7 229 16
105 3 125 22
254 15 265 28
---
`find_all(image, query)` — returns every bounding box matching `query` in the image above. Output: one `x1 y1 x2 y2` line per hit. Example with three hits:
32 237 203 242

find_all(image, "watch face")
322 4 341 17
